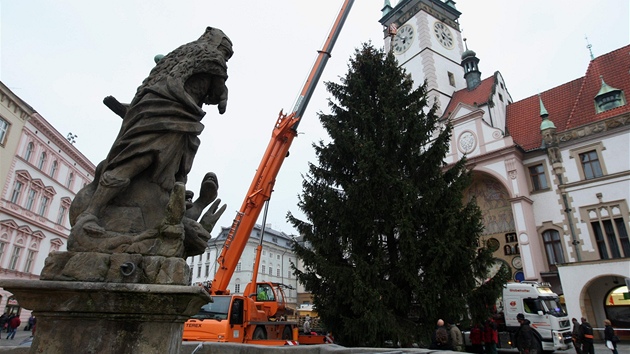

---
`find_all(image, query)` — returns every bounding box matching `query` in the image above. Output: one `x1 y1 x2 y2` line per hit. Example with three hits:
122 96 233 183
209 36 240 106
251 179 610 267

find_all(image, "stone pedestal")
0 279 210 354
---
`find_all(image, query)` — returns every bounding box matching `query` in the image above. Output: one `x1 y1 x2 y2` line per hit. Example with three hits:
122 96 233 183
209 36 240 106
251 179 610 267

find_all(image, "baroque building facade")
0 81 95 319
188 223 299 310
380 0 629 333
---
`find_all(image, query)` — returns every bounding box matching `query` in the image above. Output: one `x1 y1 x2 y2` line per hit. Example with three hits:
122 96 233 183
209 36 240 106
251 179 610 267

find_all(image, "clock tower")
379 0 464 115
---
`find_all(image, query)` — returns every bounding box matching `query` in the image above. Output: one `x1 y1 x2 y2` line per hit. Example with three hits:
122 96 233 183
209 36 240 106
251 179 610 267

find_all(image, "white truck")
465 281 573 353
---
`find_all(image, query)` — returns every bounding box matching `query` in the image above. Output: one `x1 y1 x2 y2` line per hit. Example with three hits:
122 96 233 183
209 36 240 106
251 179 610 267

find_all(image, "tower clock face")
433 21 454 49
392 24 415 54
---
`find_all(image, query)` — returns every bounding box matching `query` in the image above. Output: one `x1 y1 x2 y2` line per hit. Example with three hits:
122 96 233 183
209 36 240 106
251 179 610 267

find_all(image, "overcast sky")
1 1 628 235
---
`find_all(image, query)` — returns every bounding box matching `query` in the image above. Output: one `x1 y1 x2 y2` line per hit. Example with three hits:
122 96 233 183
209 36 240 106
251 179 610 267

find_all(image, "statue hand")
200 199 227 234
198 172 219 205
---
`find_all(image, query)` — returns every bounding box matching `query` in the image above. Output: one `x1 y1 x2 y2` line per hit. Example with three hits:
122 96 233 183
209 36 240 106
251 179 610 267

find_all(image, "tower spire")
461 39 481 90
539 94 549 119
381 0 393 17
585 35 594 61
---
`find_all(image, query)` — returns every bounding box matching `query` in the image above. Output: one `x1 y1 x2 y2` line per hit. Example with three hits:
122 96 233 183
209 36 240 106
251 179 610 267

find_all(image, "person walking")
448 320 464 352
571 318 582 354
303 315 311 334
0 313 8 334
603 319 619 354
29 315 37 336
515 313 533 354
484 318 499 354
470 323 484 354
579 317 594 354
6 314 20 340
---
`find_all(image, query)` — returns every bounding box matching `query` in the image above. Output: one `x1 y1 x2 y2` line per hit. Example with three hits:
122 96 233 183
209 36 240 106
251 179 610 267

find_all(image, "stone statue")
67 27 231 260
3 28 235 354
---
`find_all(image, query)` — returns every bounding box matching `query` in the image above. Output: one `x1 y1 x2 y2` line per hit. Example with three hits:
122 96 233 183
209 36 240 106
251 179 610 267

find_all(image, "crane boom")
209 0 355 295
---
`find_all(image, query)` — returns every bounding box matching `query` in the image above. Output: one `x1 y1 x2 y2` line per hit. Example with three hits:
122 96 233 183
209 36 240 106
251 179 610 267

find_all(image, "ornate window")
582 203 630 259
66 173 74 189
236 262 242 272
49 160 58 177
23 249 36 273
0 242 6 264
8 246 21 270
528 163 549 191
10 181 23 204
25 189 37 211
594 77 626 113
579 151 603 179
37 152 47 170
542 229 565 268
56 205 67 225
49 238 64 253
24 142 34 162
0 117 9 146
38 196 49 216
56 197 71 226
235 283 241 294
204 264 209 277
569 142 607 181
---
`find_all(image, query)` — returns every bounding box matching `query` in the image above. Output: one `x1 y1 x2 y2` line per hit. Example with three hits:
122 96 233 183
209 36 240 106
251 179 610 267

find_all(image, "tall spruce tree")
288 43 494 347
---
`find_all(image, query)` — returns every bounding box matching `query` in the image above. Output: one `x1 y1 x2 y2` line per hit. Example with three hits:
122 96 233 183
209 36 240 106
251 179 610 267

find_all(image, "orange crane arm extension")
210 0 355 295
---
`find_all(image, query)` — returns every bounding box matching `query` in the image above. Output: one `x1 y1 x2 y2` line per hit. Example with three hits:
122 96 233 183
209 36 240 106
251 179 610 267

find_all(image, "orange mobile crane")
183 0 354 345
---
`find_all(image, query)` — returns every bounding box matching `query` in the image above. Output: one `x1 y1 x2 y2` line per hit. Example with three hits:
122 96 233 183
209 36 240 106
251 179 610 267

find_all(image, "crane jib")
291 0 355 126
209 0 355 296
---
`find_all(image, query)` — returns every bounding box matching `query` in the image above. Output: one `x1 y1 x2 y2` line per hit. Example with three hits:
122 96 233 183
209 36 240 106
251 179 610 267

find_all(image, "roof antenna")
585 35 594 61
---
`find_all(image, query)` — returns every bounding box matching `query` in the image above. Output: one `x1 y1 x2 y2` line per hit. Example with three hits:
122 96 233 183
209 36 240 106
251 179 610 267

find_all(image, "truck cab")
183 282 295 343
502 282 572 352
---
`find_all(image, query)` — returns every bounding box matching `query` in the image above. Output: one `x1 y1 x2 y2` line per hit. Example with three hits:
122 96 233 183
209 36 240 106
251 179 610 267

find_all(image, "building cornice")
29 113 95 174
557 111 630 145
379 0 461 32
0 202 70 239
0 81 35 121
460 144 524 169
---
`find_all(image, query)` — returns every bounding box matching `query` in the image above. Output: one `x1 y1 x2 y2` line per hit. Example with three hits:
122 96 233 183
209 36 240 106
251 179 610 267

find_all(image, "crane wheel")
253 327 267 340
282 326 292 340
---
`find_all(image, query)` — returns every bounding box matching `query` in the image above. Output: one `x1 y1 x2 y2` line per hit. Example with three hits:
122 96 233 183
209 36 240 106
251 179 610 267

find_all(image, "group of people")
572 317 620 354
0 313 36 339
430 318 466 352
467 318 499 354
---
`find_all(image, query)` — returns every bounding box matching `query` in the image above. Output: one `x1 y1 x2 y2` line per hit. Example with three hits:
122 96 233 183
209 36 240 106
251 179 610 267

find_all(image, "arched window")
66 173 74 188
542 230 565 268
49 160 58 177
24 142 34 162
37 152 47 169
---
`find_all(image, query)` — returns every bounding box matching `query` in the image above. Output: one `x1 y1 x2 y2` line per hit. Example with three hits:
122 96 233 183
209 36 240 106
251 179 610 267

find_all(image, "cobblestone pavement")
0 330 627 352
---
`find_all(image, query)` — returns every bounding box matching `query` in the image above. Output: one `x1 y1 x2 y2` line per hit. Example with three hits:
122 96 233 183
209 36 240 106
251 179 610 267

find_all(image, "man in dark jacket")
579 317 594 354
515 313 534 354
429 319 452 350
571 317 582 354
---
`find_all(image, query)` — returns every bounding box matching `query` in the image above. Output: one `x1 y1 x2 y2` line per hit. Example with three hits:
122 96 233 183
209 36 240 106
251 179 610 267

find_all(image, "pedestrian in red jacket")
6 315 20 340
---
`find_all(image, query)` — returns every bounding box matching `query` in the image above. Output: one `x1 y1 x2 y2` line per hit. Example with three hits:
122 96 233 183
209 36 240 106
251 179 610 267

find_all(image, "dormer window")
594 76 626 113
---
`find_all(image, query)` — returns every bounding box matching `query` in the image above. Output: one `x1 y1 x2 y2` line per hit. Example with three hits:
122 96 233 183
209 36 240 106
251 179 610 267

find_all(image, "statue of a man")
68 27 232 258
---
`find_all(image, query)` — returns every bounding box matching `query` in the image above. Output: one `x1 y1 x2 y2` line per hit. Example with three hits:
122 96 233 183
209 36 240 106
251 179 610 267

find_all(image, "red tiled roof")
507 44 630 151
443 76 495 117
